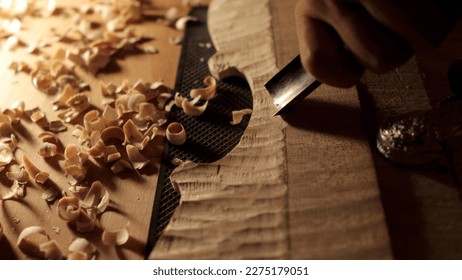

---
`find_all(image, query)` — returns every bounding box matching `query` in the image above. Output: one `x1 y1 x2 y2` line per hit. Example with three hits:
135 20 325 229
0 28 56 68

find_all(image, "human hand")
295 0 461 87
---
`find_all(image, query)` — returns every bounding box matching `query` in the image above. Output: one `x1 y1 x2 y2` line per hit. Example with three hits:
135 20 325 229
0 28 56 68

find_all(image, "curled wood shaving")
110 159 133 174
102 105 121 127
166 122 186 145
66 93 90 113
0 121 14 138
38 142 58 158
182 96 208 117
103 145 121 163
22 154 49 184
134 102 160 127
0 222 3 241
58 181 108 233
47 120 67 132
127 92 146 112
156 92 173 110
231 109 253 125
190 75 217 100
57 197 80 221
62 145 88 183
175 16 198 31
17 226 50 258
89 138 105 158
6 166 29 184
1 180 25 201
102 223 130 246
126 144 149 169
84 110 106 133
76 209 97 233
80 181 109 215
123 119 149 150
68 238 96 260
38 131 59 144
174 92 186 108
39 240 63 260
67 185 88 199
0 143 14 167
2 108 21 124
100 126 125 144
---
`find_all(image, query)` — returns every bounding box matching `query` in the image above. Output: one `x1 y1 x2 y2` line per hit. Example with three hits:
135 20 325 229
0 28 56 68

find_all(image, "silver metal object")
264 55 321 115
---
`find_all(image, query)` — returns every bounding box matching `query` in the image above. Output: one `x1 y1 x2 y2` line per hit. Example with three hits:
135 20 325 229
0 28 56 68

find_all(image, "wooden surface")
150 0 391 259
0 0 188 260
2 0 461 260
150 0 462 260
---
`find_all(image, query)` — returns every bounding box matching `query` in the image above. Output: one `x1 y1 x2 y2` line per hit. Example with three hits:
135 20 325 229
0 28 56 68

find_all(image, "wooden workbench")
0 0 188 260
1 0 462 260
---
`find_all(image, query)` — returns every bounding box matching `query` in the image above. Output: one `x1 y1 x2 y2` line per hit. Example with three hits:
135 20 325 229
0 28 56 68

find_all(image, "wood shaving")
110 159 133 174
103 145 121 163
38 142 58 158
175 16 198 31
39 240 63 260
164 7 180 25
166 122 186 145
6 165 29 184
140 45 158 54
126 144 149 170
123 119 150 150
0 143 13 167
231 109 253 125
182 96 208 117
190 75 217 100
1 0 199 259
68 238 96 260
22 154 49 184
169 36 182 45
38 131 59 144
0 222 3 241
100 126 125 144
1 180 25 201
62 145 88 183
101 223 130 246
57 197 80 221
17 226 50 258
80 181 109 215
84 110 106 133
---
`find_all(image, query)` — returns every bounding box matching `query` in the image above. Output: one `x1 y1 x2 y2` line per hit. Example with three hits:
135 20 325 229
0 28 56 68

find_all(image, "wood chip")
182 96 208 117
166 122 186 145
102 223 130 246
17 226 50 258
39 240 63 260
189 75 217 100
126 144 150 169
231 109 253 125
22 154 49 184
68 238 96 260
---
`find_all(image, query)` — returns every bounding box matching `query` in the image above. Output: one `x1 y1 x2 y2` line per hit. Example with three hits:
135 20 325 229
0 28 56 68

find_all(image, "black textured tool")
145 7 253 257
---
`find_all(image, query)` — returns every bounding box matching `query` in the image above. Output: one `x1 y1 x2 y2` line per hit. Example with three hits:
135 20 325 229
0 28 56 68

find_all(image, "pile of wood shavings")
1 0 251 259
